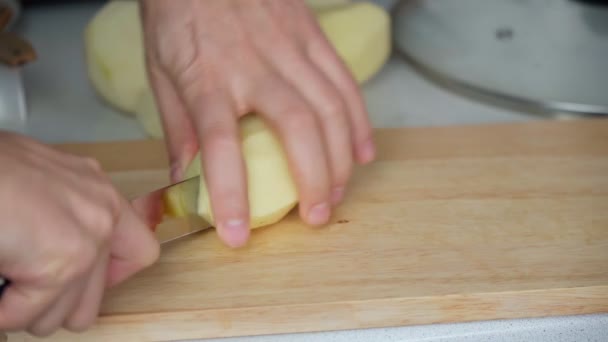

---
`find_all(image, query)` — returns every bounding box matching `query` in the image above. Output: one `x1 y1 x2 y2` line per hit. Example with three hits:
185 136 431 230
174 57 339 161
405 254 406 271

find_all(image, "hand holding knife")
0 176 210 300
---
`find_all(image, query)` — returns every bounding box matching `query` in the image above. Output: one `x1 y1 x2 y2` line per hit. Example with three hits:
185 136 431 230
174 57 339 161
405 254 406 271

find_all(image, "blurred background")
2 0 604 143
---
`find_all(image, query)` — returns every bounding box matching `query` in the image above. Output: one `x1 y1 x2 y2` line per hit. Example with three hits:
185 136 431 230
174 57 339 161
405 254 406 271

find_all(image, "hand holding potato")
0 132 159 337
139 0 376 248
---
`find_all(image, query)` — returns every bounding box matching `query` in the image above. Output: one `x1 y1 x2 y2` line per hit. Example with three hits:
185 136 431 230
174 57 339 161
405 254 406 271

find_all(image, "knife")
135 175 214 245
0 176 212 299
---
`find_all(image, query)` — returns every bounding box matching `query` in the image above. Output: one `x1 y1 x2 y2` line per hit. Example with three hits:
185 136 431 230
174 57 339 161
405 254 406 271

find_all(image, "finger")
260 42 353 205
26 278 87 337
306 29 376 165
250 75 332 225
0 284 62 332
106 199 160 288
185 90 250 248
64 251 109 332
147 66 199 182
131 190 165 231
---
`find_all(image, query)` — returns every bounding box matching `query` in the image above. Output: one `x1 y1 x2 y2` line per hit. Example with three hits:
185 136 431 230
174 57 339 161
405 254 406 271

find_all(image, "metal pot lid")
393 0 608 115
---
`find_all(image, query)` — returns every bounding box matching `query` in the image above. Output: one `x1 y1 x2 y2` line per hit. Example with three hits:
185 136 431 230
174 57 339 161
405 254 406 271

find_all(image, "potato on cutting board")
164 115 299 229
84 0 391 230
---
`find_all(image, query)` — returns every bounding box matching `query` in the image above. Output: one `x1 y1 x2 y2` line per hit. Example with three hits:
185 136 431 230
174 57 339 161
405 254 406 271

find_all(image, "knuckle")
80 187 121 243
156 24 198 72
284 106 316 132
321 96 346 119
202 128 239 153
60 241 97 282
93 209 116 242
32 240 95 285
79 202 116 244
159 48 217 100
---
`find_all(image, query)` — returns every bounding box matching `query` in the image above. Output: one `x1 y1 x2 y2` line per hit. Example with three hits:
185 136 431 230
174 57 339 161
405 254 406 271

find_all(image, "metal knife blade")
0 176 212 299
131 175 213 245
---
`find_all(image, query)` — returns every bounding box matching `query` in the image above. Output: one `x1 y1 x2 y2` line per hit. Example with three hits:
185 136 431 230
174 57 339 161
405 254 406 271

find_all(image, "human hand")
140 0 376 248
0 132 159 337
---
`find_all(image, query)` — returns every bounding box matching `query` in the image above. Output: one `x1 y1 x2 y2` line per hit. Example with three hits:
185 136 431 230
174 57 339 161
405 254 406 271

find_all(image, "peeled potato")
84 1 147 113
85 0 391 229
317 2 391 84
180 115 298 229
84 0 390 119
134 87 164 138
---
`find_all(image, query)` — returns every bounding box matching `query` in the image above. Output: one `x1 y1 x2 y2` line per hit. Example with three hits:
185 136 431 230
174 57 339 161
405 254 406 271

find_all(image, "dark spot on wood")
337 219 349 224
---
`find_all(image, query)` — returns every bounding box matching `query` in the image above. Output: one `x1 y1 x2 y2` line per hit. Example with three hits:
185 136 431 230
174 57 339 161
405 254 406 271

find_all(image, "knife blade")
133 175 214 245
0 176 212 299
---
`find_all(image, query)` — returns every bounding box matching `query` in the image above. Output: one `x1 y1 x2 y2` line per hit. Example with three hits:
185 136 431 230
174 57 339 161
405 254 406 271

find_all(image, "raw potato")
134 88 164 138
84 0 390 119
84 0 147 113
86 0 391 228
183 115 299 229
318 2 391 84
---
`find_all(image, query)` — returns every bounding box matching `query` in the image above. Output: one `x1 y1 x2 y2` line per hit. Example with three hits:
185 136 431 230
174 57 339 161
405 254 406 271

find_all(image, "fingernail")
331 187 345 205
358 139 376 164
218 219 250 248
307 202 330 225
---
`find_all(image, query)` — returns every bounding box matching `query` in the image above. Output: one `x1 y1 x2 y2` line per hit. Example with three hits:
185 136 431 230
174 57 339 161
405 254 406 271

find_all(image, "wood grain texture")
8 119 608 341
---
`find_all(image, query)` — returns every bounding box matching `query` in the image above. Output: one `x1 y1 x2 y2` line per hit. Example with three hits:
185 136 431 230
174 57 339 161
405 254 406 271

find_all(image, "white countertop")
4 1 607 341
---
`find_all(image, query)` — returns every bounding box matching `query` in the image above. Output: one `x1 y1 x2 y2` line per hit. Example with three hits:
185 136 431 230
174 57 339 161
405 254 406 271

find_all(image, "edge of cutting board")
51 118 608 173
10 286 608 341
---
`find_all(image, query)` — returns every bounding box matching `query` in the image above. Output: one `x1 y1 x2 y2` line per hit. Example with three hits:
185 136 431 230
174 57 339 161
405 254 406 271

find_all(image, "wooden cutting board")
8 119 608 342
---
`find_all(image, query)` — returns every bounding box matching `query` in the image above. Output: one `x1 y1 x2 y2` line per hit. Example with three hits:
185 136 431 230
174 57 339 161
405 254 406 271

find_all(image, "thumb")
106 199 160 288
148 66 199 182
